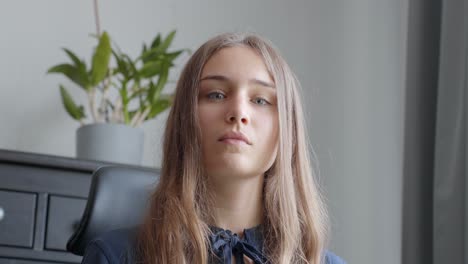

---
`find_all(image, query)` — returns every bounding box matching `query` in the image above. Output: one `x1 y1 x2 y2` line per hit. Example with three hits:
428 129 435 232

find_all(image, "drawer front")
45 195 86 251
0 190 36 248
0 258 57 264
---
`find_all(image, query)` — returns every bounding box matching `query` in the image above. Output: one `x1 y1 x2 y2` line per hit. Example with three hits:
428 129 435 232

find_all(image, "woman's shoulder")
324 250 347 264
81 227 137 264
81 228 346 264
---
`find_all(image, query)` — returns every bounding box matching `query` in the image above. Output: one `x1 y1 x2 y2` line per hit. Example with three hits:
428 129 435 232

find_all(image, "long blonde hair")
135 32 329 264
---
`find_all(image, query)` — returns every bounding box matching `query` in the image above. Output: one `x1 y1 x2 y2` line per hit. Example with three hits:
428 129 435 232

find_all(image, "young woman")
81 32 346 264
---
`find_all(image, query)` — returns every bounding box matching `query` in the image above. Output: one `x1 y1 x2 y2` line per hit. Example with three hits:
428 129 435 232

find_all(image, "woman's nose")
227 114 248 124
225 97 249 125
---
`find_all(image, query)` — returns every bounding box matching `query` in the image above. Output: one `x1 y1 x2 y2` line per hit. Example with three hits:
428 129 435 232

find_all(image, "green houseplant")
48 31 186 165
48 31 183 126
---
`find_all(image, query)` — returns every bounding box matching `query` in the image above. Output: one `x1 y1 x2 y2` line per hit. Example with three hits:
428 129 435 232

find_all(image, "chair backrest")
66 165 159 256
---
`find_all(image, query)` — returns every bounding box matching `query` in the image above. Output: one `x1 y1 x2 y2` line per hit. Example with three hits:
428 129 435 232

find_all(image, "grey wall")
308 1 408 263
0 1 409 263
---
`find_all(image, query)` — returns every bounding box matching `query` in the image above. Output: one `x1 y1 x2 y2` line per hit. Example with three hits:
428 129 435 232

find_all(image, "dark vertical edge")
33 193 48 251
402 0 442 264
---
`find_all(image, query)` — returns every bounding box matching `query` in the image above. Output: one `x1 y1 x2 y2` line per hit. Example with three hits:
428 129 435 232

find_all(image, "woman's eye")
253 97 270 105
205 92 270 105
207 92 225 100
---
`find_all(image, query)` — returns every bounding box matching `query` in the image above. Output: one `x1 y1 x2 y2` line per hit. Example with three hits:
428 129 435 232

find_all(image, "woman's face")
198 46 278 181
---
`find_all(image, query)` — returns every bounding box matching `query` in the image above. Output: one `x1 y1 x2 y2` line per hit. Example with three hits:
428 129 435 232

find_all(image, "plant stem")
88 89 100 122
90 0 103 124
134 107 151 127
93 0 101 36
111 97 122 123
99 76 111 122
123 104 129 124
129 109 141 127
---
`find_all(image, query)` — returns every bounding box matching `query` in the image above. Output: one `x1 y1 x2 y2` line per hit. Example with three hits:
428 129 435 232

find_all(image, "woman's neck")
209 174 264 236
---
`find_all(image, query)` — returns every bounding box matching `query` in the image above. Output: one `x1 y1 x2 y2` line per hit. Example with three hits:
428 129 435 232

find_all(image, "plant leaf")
48 63 89 89
139 32 179 64
122 53 138 81
157 30 176 53
147 66 168 103
150 33 161 49
164 50 183 62
139 33 165 64
112 50 130 79
146 97 171 120
63 48 82 67
90 31 111 86
63 48 89 87
128 87 147 101
140 48 161 64
59 85 85 120
139 61 162 78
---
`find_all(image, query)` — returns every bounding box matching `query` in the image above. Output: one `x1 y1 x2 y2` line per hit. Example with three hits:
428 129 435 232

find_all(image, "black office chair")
66 166 159 256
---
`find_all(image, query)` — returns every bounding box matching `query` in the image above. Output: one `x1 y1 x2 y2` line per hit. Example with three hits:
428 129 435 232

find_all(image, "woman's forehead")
200 74 275 90
200 46 274 86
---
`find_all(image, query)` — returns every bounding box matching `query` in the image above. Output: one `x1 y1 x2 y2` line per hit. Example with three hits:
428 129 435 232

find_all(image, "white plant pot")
76 123 144 165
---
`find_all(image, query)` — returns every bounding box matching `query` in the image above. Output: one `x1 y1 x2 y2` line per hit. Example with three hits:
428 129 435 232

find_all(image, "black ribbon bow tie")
210 229 267 264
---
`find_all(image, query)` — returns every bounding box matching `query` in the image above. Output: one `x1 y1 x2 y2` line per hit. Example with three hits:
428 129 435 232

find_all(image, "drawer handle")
0 207 4 221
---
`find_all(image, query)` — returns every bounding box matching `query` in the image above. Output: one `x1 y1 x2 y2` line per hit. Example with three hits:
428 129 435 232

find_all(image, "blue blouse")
81 226 346 264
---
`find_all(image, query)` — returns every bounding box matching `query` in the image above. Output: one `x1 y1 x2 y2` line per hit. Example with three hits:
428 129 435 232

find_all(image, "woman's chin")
206 164 258 179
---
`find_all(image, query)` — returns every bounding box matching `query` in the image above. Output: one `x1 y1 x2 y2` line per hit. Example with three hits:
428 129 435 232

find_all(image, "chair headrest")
66 165 159 256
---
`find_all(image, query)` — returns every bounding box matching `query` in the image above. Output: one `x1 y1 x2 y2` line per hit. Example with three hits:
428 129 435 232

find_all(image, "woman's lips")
219 138 248 145
218 131 251 145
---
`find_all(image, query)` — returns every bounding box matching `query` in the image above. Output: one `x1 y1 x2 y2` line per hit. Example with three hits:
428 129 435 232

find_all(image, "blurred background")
1 0 466 263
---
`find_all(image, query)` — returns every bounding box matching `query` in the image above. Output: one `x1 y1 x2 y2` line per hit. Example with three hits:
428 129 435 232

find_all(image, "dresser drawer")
45 195 87 251
0 258 57 264
0 190 36 248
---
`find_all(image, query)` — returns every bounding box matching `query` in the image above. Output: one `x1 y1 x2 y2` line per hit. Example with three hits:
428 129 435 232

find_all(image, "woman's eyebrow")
200 74 275 89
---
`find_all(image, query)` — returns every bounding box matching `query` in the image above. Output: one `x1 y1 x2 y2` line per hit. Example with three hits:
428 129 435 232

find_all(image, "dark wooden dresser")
0 149 153 264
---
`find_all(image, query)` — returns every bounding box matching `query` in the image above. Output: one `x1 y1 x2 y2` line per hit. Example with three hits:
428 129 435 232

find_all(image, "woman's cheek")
200 107 218 123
